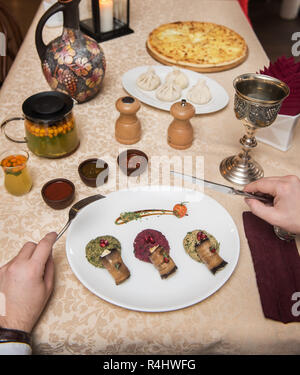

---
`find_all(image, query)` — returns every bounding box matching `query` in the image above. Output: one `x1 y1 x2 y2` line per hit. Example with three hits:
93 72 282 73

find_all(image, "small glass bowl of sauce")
42 178 75 209
78 158 109 187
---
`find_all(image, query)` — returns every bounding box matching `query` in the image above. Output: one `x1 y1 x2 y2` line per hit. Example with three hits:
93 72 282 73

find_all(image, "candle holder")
80 0 133 42
220 74 289 185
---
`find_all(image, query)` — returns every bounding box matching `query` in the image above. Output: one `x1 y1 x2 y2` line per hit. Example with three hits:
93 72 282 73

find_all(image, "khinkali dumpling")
155 79 182 102
165 68 189 89
136 67 161 91
187 79 212 104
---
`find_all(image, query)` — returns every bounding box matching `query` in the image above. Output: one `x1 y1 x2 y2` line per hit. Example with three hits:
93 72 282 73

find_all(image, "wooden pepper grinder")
168 99 195 150
115 96 141 145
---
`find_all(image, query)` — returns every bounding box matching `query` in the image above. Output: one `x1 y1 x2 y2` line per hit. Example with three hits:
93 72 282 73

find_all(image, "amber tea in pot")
1 91 80 159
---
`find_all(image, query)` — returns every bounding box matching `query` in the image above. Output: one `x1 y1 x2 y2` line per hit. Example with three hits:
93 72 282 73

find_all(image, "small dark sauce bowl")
41 178 75 210
78 158 109 187
117 149 148 177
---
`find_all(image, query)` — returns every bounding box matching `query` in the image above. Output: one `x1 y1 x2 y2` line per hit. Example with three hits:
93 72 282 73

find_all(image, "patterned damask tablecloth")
0 0 300 355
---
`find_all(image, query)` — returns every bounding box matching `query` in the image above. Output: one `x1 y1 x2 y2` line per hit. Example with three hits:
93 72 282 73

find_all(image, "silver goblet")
220 73 290 185
220 74 294 241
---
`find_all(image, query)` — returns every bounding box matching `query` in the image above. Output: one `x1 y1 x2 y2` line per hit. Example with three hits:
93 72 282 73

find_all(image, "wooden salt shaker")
168 99 195 150
115 96 141 145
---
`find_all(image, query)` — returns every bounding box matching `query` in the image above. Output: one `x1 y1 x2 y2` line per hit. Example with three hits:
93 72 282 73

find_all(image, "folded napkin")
256 113 299 152
243 211 300 323
259 56 300 116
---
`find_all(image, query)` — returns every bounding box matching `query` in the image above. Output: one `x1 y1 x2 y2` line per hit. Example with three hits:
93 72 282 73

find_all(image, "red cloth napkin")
238 0 251 24
259 56 300 116
243 211 300 323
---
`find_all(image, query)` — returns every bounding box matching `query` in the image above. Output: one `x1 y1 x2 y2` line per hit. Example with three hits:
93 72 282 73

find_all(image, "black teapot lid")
22 91 73 124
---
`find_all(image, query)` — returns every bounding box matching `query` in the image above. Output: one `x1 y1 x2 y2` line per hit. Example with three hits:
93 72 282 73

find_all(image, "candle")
99 0 114 33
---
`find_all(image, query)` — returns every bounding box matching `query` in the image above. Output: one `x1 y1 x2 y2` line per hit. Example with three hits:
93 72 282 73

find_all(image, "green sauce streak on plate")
119 211 144 223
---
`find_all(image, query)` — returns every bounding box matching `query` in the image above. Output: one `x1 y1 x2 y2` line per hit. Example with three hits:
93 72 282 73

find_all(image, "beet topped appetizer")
133 229 170 263
85 235 130 285
183 230 227 274
133 229 177 279
149 245 177 279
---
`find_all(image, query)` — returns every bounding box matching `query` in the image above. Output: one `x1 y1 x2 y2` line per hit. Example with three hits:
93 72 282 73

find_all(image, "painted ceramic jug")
35 0 106 103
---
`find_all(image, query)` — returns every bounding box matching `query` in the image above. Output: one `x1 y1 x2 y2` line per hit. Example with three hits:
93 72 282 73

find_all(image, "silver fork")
55 194 106 242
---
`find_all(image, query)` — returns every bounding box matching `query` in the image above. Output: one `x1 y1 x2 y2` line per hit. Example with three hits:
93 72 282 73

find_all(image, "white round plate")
66 187 239 312
122 65 229 114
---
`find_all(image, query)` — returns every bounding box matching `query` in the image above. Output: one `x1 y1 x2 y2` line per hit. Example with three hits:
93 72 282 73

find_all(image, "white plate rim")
122 65 229 114
65 186 240 312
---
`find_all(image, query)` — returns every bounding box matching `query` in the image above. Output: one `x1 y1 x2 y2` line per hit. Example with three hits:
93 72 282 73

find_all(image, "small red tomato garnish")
164 257 169 263
173 202 188 218
210 248 216 253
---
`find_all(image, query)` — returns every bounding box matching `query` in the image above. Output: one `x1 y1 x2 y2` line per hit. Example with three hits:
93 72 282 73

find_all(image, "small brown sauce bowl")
117 149 148 177
41 178 75 210
78 158 109 187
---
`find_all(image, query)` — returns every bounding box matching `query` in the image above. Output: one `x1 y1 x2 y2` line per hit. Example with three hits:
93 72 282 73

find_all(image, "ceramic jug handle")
35 1 65 61
1 117 27 144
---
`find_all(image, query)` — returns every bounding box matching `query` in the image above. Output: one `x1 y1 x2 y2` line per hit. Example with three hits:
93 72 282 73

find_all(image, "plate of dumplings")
122 65 229 114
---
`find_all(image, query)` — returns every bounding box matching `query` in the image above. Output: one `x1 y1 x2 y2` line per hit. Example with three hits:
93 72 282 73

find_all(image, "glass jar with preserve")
1 91 80 158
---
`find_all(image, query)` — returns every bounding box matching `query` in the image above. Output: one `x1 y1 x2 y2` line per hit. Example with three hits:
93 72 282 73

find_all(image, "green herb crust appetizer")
149 245 177 279
86 235 121 268
85 235 130 285
183 230 227 274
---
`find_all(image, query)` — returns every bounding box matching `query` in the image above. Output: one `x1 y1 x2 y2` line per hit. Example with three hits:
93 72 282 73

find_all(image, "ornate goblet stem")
220 120 263 185
220 74 290 186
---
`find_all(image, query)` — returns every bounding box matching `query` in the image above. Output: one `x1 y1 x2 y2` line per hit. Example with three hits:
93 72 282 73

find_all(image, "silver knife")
170 171 274 205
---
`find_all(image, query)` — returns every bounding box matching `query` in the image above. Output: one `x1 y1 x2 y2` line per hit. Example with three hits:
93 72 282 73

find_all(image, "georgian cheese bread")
147 21 248 72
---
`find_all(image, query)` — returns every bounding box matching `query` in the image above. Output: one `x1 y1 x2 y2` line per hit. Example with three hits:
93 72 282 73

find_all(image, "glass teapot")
1 91 80 158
